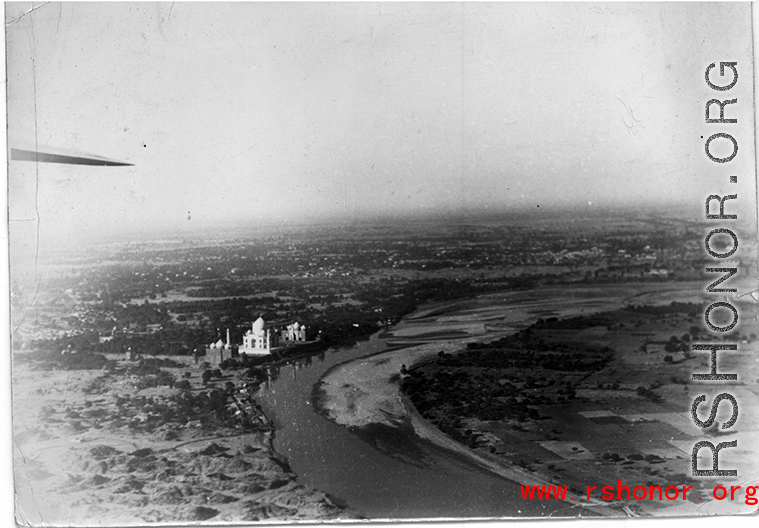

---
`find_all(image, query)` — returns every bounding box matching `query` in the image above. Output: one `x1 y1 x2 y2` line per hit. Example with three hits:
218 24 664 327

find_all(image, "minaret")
226 328 231 349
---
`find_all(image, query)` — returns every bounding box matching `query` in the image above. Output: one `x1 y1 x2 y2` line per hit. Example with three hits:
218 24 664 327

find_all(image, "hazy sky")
6 2 756 246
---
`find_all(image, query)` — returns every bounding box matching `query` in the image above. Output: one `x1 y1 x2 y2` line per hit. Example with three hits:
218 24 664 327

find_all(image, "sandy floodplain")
316 283 675 429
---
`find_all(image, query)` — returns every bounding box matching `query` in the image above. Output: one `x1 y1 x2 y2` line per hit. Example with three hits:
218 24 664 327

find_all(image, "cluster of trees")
455 332 612 372
664 333 692 353
170 389 235 426
215 358 269 377
32 349 116 370
131 370 176 390
532 314 613 331
403 324 616 443
636 385 663 403
111 388 239 432
201 369 223 385
127 357 182 373
117 302 171 327
404 365 543 426
624 302 700 316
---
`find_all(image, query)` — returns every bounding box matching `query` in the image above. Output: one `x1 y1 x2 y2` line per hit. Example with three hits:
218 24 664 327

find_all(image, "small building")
281 321 309 343
205 329 235 366
648 268 669 278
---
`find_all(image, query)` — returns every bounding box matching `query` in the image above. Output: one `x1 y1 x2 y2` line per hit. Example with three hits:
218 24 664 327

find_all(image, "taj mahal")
240 316 278 354
204 316 312 365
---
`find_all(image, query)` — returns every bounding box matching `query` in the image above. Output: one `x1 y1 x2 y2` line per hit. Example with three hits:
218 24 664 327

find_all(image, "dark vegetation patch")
186 506 219 521
624 301 700 316
31 350 117 371
587 415 628 425
531 314 615 330
31 266 542 365
402 318 614 449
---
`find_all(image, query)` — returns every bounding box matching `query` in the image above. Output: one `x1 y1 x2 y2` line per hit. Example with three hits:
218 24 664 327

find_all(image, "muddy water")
256 335 563 519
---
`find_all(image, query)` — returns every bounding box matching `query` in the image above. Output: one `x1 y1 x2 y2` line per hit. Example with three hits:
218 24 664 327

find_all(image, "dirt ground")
12 356 351 526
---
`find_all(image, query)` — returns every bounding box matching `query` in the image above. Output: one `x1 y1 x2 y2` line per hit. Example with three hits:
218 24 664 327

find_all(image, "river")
253 288 624 519
256 334 564 519
255 283 707 519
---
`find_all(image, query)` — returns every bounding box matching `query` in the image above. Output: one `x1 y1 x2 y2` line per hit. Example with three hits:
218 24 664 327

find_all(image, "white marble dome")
252 316 267 332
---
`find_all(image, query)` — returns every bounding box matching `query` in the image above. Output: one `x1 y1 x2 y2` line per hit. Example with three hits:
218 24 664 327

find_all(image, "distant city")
15 209 753 353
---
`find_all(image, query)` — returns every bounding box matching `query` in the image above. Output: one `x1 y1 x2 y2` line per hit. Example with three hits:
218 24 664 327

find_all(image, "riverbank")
314 283 637 430
315 341 460 428
314 337 611 510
